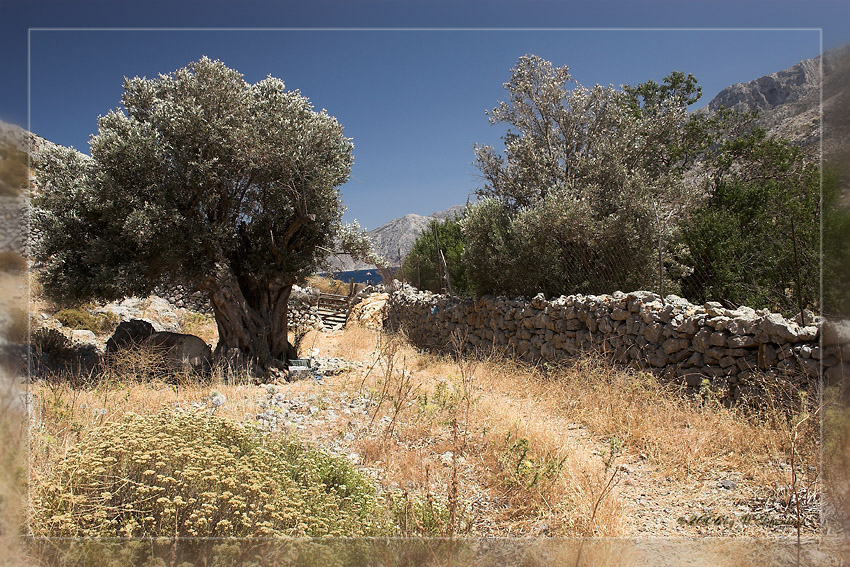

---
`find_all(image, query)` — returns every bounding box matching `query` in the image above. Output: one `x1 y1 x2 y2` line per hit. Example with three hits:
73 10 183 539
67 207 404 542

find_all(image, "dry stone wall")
155 284 325 330
384 286 850 399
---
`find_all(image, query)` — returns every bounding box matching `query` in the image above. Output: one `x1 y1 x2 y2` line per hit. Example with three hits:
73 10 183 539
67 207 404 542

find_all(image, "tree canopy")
464 55 707 298
400 214 469 296
33 57 366 372
458 54 843 318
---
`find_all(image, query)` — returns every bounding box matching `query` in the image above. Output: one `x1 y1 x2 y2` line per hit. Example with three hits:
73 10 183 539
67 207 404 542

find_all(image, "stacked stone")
288 303 324 331
149 283 325 332
154 285 214 314
384 287 849 398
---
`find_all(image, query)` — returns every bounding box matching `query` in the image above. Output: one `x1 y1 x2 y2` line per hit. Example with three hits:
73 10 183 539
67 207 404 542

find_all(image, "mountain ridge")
705 43 850 152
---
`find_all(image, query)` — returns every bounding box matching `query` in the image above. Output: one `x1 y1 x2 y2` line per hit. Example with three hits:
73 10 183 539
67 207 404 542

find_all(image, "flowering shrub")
31 411 388 537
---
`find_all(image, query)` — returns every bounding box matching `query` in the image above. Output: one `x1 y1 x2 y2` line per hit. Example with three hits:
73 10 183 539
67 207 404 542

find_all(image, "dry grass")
824 399 850 531
317 325 816 535
515 356 789 482
0 372 27 567
27 322 822 539
306 275 362 296
178 310 219 345
301 324 378 362
29 378 263 479
317 328 626 536
0 269 30 565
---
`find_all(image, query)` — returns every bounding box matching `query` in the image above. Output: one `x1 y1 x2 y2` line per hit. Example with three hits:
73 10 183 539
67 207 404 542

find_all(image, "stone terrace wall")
384 286 849 399
155 284 325 330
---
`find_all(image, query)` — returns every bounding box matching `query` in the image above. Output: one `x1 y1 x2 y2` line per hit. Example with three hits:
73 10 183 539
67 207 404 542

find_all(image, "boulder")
347 293 389 329
106 318 211 374
693 327 713 353
106 319 156 352
71 329 98 343
758 313 803 342
726 316 758 335
675 317 699 335
146 331 213 374
662 337 690 355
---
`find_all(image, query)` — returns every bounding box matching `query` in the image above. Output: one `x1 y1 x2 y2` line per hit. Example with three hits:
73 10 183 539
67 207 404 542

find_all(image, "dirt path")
245 327 819 538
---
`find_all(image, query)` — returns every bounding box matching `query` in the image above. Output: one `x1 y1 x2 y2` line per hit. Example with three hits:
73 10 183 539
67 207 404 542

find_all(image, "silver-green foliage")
33 56 354 304
465 55 704 297
32 58 376 367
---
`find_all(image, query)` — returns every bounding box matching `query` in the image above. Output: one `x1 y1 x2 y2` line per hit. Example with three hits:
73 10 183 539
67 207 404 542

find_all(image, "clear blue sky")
3 1 848 229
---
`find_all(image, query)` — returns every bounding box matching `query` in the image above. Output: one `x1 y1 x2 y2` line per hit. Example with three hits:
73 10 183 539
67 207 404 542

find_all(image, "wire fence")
395 209 837 323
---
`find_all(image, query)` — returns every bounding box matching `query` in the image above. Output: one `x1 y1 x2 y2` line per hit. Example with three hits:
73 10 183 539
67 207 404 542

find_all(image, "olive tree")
33 57 371 373
464 55 706 297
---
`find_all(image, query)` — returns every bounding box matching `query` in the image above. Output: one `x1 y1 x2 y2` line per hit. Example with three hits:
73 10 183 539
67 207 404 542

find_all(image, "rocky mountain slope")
366 213 436 266
329 205 466 270
367 205 466 265
706 43 850 153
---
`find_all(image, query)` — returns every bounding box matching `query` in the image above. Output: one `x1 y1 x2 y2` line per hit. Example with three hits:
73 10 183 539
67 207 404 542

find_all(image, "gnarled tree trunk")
202 264 293 376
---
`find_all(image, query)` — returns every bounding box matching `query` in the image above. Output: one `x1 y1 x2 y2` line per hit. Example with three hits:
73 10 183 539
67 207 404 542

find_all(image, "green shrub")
31 411 389 538
54 307 118 334
400 215 470 295
387 490 471 537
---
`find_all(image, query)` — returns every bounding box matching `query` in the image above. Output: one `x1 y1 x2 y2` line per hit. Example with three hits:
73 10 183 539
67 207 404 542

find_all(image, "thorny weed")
368 334 419 439
751 371 822 545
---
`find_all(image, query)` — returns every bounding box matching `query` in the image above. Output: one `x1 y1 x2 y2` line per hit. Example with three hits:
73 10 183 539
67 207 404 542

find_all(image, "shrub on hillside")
30 327 75 362
400 216 470 295
31 411 389 538
54 307 118 335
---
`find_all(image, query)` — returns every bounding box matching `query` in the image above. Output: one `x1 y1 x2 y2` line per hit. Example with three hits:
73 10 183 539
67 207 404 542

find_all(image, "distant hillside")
430 204 466 220
369 205 467 266
367 213 435 266
0 120 59 156
328 205 467 271
706 43 850 154
0 120 62 198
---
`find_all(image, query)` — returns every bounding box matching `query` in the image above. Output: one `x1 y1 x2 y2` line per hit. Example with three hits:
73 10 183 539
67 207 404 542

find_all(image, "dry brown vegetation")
0 371 27 567
177 311 219 345
24 317 826 541
292 325 822 536
0 269 30 566
306 274 364 296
